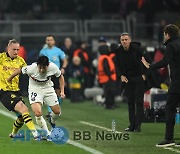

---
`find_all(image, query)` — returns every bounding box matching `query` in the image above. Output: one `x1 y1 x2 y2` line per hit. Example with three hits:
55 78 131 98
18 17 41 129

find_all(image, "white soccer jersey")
22 62 61 87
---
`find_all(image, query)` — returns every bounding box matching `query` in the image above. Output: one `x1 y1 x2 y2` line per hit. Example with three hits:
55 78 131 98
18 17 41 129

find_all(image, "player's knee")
54 109 61 115
54 110 61 115
34 111 42 117
15 101 29 113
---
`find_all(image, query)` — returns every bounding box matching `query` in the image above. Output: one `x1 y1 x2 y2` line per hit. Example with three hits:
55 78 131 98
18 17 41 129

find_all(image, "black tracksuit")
115 42 145 130
150 37 180 140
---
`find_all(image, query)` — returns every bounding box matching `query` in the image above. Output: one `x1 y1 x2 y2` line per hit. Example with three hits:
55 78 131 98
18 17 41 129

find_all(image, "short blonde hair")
8 39 19 47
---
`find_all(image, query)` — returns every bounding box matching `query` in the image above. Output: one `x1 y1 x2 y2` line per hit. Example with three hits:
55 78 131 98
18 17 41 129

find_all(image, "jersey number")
31 92 37 101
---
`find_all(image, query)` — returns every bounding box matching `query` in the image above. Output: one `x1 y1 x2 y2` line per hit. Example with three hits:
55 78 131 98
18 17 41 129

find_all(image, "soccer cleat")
46 135 52 142
47 116 56 129
156 140 175 147
34 135 43 141
175 143 180 147
9 133 24 138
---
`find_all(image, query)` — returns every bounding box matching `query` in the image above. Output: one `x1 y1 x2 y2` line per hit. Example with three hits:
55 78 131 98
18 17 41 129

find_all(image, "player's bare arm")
7 68 21 83
59 75 66 98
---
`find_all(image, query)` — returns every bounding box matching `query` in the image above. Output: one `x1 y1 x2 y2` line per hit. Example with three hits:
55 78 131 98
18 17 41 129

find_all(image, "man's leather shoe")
124 127 134 132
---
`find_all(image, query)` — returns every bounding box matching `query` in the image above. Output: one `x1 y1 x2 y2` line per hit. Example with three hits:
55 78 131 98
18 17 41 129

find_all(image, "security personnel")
98 45 116 109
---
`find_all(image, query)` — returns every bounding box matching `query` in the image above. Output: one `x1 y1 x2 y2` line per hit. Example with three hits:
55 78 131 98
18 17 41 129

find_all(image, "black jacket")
115 42 146 80
150 37 180 94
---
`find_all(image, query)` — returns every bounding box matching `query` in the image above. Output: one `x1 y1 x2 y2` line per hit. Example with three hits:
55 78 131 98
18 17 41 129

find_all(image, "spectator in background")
39 35 68 116
68 56 84 102
61 37 76 98
98 45 116 109
98 36 107 46
115 33 146 132
61 37 76 66
73 41 93 89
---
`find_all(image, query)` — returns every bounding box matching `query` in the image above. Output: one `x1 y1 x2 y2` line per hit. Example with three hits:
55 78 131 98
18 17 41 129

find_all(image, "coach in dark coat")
115 33 146 132
142 24 180 147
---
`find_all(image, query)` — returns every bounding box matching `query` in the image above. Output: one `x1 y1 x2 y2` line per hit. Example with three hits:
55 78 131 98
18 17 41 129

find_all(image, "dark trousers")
103 80 116 108
165 93 180 140
124 78 144 130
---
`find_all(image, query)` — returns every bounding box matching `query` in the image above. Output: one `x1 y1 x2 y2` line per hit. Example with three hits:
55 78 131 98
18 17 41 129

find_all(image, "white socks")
32 130 39 138
51 112 61 124
35 116 50 136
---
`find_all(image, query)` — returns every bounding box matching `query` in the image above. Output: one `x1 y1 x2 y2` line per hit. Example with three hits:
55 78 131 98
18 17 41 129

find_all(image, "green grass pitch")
1 98 180 154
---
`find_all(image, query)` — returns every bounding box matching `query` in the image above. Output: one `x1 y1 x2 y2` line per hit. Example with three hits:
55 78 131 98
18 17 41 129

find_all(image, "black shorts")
0 90 24 111
51 75 60 90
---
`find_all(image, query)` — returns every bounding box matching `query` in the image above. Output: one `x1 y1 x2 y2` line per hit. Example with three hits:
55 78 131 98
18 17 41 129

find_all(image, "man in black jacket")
115 33 146 132
142 24 180 147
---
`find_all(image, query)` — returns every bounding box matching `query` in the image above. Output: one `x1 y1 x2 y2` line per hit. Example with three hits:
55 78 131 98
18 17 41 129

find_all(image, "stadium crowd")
0 0 180 20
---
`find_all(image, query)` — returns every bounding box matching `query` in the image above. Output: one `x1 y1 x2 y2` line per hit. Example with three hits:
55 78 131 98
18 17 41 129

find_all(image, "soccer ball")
50 126 69 144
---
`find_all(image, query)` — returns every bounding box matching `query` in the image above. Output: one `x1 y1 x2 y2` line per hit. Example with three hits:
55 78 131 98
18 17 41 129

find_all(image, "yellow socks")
11 118 24 135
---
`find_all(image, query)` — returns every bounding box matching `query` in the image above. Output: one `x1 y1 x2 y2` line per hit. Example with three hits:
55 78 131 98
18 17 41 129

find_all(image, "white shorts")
28 84 59 107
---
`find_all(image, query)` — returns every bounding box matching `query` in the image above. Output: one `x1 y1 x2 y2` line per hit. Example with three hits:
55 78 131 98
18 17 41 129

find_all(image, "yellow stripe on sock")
12 118 24 135
22 112 36 131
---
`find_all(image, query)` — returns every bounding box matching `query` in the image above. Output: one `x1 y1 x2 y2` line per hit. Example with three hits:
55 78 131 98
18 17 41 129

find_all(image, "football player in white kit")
7 56 65 140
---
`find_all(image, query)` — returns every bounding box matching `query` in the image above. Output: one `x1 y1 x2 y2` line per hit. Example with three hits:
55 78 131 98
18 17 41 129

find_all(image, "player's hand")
7 77 12 83
60 68 65 75
60 92 66 99
142 75 146 81
121 75 128 83
141 57 150 69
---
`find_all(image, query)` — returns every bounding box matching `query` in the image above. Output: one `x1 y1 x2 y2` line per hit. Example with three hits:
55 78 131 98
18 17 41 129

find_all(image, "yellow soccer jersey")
0 52 27 91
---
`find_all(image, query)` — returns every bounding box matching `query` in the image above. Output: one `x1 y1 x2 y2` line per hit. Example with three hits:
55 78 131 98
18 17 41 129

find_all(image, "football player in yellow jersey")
0 39 41 140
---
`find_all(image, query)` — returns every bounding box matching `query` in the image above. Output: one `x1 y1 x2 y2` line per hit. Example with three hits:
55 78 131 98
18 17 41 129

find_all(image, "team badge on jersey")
11 94 16 98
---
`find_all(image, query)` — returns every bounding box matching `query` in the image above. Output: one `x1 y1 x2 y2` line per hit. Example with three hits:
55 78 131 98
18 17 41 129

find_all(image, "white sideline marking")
164 147 180 153
80 121 180 153
0 109 103 154
80 121 122 133
67 140 103 154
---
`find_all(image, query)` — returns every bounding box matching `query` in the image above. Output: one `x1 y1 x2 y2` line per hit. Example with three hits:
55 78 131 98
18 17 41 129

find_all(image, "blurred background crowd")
0 0 179 108
0 0 179 20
